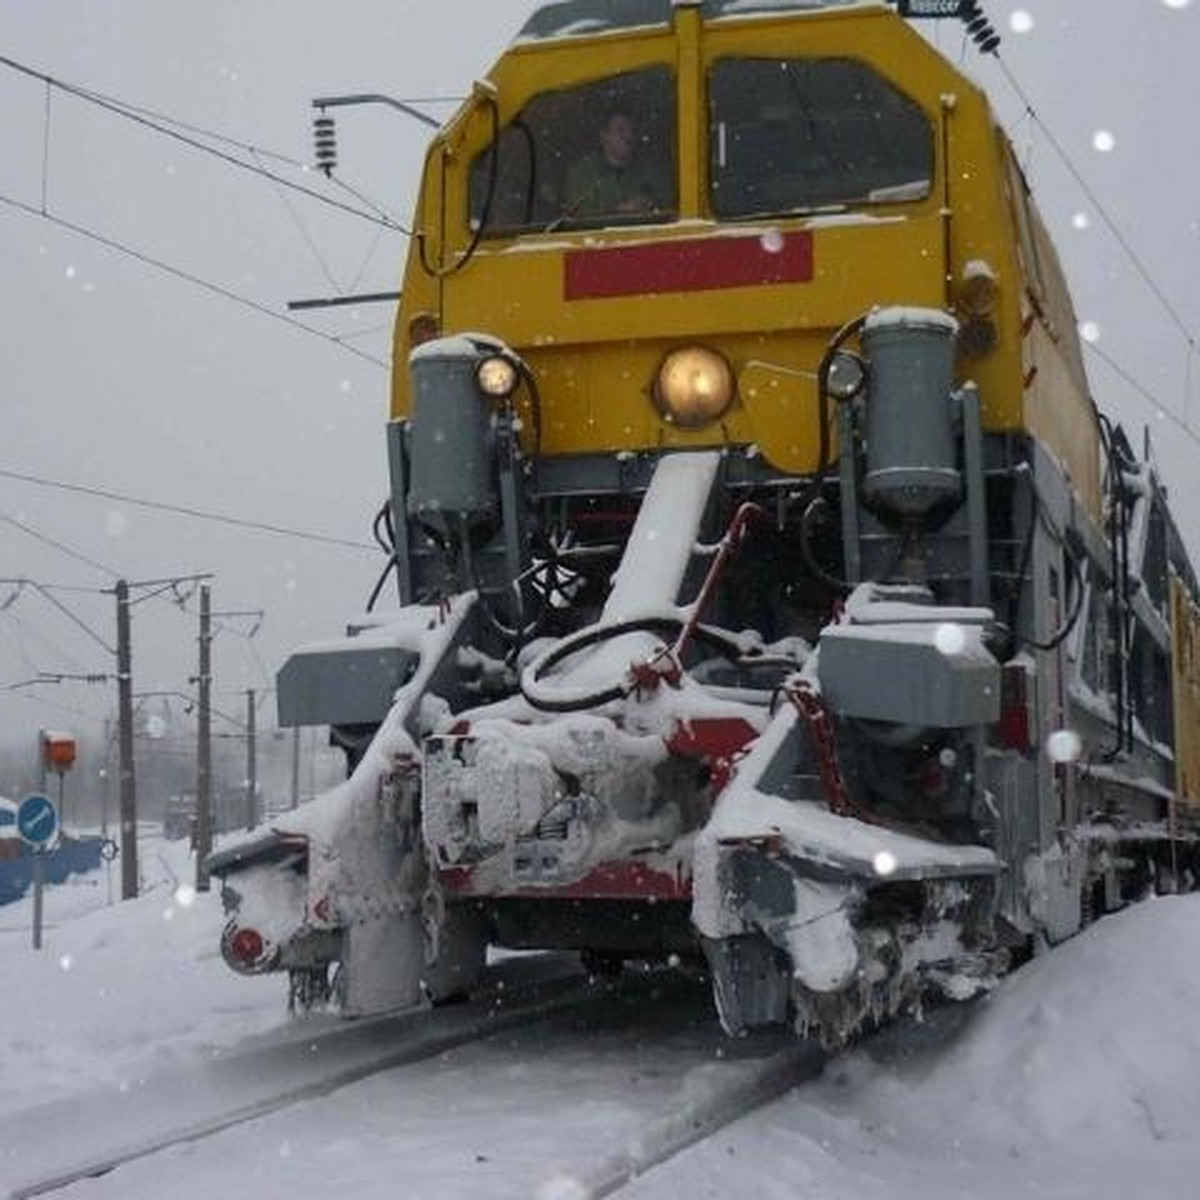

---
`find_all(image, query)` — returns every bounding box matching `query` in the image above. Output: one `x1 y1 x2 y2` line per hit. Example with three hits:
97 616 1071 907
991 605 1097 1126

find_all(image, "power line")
994 55 1198 358
0 52 410 236
2 685 106 726
0 466 377 551
0 508 119 578
0 578 114 655
251 147 342 294
0 190 391 370
1083 340 1200 457
67 92 311 169
0 605 86 676
246 637 275 690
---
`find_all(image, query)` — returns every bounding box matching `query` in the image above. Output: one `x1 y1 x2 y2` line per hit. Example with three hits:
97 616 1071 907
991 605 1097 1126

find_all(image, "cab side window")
709 58 933 219
470 67 677 235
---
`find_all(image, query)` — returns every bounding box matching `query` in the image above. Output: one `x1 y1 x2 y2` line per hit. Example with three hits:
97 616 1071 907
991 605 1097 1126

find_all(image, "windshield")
709 57 934 218
469 66 677 235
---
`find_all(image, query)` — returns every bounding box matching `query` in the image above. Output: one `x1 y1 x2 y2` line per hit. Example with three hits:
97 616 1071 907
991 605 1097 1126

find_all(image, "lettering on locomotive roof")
518 0 878 41
563 230 814 300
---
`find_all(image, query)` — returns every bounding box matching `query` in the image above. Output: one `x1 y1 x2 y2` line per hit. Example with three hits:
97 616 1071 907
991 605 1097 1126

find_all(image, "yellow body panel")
391 2 1099 517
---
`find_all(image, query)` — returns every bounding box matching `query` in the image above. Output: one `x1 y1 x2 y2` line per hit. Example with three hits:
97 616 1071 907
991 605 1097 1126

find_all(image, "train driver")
563 111 668 221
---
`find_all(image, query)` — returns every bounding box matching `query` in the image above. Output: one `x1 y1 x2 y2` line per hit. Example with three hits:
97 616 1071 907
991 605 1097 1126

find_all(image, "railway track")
2 954 589 1199
1 956 823 1199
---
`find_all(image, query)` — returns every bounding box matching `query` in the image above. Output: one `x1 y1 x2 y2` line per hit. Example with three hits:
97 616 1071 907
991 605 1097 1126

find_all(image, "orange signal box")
42 731 77 773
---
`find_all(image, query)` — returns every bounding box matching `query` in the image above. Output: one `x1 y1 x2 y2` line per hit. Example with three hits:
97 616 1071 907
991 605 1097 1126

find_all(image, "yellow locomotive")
213 0 1200 1043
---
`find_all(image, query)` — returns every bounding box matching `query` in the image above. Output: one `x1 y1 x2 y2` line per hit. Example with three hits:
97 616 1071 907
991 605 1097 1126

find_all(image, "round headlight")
826 351 866 401
654 346 735 428
958 264 999 316
477 355 519 399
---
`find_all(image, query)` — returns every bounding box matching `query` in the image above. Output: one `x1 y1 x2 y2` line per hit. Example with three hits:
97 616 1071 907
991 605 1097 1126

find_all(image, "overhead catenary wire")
0 190 392 371
1082 340 1200 462
0 508 120 577
101 88 459 165
0 605 95 677
993 55 1199 361
3 685 106 726
0 466 377 552
246 637 275 690
0 578 115 655
0 52 410 236
250 146 343 294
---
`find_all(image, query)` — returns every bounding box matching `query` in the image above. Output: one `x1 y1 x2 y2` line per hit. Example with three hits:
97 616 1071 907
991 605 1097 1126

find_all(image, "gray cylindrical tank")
406 336 499 526
861 307 961 519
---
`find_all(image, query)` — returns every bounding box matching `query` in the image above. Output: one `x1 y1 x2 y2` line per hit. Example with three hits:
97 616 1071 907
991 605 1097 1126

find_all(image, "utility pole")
102 717 113 905
37 727 48 795
245 687 257 831
115 579 138 900
196 584 213 892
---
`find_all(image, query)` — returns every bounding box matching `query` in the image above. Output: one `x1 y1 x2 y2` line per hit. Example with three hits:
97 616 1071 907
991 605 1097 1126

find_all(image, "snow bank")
627 894 1200 1198
908 895 1200 1147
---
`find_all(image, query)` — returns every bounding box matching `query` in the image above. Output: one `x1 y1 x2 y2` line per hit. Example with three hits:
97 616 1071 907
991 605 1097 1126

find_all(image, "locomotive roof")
518 0 884 41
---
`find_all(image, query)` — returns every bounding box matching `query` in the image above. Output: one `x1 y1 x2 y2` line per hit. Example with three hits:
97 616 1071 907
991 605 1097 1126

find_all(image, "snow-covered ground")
3 837 1199 1198
0 834 284 1119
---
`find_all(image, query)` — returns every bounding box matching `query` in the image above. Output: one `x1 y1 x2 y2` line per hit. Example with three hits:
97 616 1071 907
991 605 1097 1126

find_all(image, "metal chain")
786 680 867 821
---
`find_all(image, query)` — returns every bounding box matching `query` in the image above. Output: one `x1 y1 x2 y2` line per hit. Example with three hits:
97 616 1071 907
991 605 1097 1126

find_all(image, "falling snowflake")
1092 130 1116 153
1046 729 1083 764
873 851 898 877
1009 10 1034 34
934 623 967 656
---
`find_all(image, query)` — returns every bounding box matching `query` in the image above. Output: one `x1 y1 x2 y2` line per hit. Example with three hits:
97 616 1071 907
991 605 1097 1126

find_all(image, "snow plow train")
209 0 1200 1045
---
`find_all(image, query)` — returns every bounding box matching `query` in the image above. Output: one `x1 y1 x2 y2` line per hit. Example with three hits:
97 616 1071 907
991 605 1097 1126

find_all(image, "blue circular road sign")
17 793 59 849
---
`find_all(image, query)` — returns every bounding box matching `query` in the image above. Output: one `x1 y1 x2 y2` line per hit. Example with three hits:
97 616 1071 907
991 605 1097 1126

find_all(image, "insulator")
312 113 337 176
966 15 990 33
976 31 1001 52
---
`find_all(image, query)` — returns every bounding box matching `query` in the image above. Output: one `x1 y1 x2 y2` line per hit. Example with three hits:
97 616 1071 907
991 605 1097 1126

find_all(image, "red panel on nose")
564 231 813 300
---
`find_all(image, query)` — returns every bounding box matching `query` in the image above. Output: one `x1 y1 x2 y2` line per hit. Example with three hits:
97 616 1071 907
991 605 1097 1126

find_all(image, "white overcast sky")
0 1 1196 761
